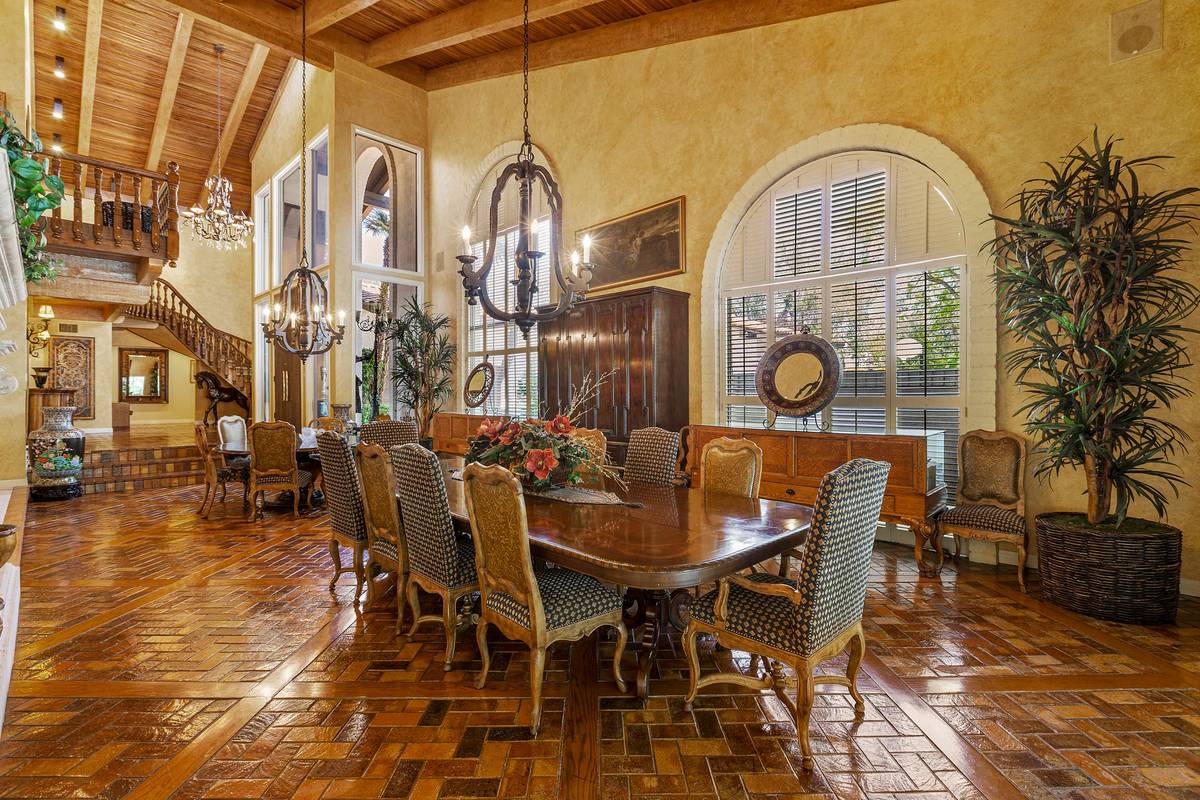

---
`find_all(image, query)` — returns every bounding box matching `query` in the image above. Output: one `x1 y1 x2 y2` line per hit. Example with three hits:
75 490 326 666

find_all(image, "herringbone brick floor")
3 484 1199 799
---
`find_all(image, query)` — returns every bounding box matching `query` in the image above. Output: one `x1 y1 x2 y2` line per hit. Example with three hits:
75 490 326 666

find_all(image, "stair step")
81 443 206 494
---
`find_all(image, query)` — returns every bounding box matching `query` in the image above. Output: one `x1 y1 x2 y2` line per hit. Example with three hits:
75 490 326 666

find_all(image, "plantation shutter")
829 171 886 271
725 294 767 397
773 187 822 279
829 278 886 397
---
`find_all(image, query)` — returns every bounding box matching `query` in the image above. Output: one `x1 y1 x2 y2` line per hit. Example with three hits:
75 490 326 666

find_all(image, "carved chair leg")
406 581 423 637
327 539 342 592
199 483 212 518
219 482 227 503
475 619 491 689
292 487 300 518
796 668 815 771
682 624 701 710
396 572 408 634
353 544 365 599
1017 544 1028 593
442 593 459 672
612 622 628 693
365 556 377 606
953 531 962 559
846 624 867 715
529 646 546 736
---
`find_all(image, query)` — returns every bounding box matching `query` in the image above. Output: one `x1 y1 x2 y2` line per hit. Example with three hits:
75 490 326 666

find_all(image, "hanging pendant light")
180 44 253 250
457 0 593 338
261 0 345 363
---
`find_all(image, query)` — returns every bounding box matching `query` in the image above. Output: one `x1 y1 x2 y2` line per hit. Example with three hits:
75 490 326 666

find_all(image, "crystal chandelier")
261 0 345 363
457 0 593 338
181 44 252 250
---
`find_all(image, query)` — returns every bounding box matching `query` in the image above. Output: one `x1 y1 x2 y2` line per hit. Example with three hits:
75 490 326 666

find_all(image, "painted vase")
28 405 86 501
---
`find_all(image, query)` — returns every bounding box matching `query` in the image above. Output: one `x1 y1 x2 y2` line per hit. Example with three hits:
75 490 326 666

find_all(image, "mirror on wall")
119 348 169 404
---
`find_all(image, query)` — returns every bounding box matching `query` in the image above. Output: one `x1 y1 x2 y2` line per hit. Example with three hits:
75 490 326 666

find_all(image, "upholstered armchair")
193 422 246 518
315 431 368 598
700 436 763 498
360 418 420 449
623 426 683 486
937 429 1028 591
355 442 408 625
216 415 249 466
463 462 627 735
683 458 891 770
391 443 479 671
246 421 313 519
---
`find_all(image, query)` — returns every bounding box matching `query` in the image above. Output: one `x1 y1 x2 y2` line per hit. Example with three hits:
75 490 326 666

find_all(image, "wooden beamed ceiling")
32 0 894 210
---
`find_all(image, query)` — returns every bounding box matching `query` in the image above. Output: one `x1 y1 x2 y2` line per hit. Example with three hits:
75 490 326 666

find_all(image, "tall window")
721 152 965 493
462 153 553 419
354 131 421 272
310 136 329 267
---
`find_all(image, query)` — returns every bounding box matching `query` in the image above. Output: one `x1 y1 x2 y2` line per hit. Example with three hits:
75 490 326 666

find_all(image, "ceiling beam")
207 43 270 180
425 0 898 90
76 0 104 156
145 14 195 170
305 0 382 35
366 0 596 67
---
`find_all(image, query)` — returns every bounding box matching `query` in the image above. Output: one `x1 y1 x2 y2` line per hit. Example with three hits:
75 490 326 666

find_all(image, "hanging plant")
1 109 65 283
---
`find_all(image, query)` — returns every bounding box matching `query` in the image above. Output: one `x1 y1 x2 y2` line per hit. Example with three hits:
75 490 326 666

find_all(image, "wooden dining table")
435 457 814 699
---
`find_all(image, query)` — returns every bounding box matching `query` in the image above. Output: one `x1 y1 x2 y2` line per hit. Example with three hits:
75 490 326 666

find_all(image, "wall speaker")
1111 0 1162 63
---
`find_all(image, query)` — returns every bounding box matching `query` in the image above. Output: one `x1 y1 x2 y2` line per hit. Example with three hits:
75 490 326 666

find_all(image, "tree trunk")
1084 453 1112 524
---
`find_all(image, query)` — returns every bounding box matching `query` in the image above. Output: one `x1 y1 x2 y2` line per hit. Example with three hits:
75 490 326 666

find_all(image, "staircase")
124 278 252 402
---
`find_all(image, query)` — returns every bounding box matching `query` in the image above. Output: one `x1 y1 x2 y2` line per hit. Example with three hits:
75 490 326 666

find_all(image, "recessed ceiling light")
51 133 63 153
52 98 63 119
53 56 65 79
53 6 66 31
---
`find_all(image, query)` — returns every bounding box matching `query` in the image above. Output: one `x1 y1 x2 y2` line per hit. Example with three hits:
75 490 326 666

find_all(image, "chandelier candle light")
180 44 253 250
457 0 594 338
261 0 345 363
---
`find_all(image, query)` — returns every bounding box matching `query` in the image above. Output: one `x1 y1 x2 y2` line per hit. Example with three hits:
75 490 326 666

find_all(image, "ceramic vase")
28 405 86 501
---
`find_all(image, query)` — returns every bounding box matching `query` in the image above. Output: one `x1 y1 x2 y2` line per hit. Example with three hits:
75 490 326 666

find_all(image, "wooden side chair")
937 430 1028 591
700 436 763 498
247 421 313 520
360 418 420 449
573 427 607 487
355 442 408 625
310 416 346 434
683 458 891 770
193 422 247 518
623 426 682 486
391 443 479 671
315 431 368 598
463 462 627 735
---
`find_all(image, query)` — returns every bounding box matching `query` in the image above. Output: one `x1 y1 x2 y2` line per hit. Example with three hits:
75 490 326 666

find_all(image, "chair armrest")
713 573 803 625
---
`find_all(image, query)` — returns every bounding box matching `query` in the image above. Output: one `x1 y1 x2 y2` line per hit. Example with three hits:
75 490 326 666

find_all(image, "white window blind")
720 152 965 495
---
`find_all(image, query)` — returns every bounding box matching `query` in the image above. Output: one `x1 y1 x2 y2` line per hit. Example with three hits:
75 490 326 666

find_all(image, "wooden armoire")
538 286 689 464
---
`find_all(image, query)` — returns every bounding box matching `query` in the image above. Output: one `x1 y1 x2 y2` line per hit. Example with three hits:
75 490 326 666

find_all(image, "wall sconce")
27 305 54 357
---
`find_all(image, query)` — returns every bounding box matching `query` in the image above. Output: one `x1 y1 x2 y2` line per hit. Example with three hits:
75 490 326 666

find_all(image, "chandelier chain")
521 0 531 158
299 0 308 265
214 45 223 175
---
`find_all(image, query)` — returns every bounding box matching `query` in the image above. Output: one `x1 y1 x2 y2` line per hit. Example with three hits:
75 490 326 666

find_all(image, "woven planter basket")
1036 513 1181 625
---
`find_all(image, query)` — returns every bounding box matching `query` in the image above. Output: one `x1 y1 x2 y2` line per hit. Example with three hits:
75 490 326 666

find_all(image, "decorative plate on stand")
754 333 842 419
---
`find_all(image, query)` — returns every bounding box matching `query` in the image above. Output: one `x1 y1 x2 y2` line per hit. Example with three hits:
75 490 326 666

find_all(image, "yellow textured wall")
169 235 254 341
425 0 1200 577
28 317 113 431
110 329 198 424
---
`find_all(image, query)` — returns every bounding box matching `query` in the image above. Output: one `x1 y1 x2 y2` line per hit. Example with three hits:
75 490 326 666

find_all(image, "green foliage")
989 131 1199 525
388 295 455 440
1 109 65 282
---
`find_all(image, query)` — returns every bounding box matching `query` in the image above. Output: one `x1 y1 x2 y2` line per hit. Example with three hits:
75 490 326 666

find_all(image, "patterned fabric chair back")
193 422 218 483
461 463 545 631
390 444 460 586
958 430 1026 514
249 421 297 476
311 416 346 434
317 431 367 543
624 426 680 486
217 415 247 451
360 418 420 450
700 437 763 499
792 458 890 657
574 428 607 462
354 442 403 558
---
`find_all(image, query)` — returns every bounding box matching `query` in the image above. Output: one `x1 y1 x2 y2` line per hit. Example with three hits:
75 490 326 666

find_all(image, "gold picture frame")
578 196 685 292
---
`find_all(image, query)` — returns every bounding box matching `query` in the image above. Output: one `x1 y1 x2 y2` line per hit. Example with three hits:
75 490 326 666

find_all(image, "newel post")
165 162 180 268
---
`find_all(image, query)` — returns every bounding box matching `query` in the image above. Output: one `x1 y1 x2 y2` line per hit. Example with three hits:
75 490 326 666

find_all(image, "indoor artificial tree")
990 131 1198 623
389 295 454 443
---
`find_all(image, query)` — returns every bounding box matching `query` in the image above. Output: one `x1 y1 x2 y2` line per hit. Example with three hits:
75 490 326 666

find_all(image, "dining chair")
310 416 346 434
683 458 891 770
573 427 607 487
247 421 313 520
315 431 368 598
937 430 1028 591
463 462 627 734
700 436 763 498
624 426 681 486
360 417 420 450
355 442 408 625
193 422 246 518
216 415 249 464
390 443 479 671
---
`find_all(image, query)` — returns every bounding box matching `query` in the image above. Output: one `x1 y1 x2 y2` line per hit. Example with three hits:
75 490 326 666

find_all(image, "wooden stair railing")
125 278 252 399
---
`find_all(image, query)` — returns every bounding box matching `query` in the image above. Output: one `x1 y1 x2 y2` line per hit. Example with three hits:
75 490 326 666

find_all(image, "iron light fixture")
27 305 54 357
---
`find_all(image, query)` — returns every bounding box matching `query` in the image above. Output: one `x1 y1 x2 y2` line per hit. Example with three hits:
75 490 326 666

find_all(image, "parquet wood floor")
4 485 1200 799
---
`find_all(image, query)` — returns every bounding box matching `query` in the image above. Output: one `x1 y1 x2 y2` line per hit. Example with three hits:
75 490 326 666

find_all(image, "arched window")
720 151 965 492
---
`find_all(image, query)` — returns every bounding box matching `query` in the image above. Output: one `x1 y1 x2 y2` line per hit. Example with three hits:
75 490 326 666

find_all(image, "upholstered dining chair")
573 427 607 487
193 422 247 518
315 431 368 599
463 462 627 735
390 443 479 671
700 436 763 498
355 442 408 624
360 417 420 450
247 421 313 520
937 430 1028 591
216 415 249 464
623 426 682 486
310 416 346 434
683 457 890 770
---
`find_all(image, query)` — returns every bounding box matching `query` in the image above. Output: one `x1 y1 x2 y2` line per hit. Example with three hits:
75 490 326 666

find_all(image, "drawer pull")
785 488 796 496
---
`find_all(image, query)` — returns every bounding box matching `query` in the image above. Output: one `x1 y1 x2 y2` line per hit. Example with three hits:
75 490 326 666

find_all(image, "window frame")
351 125 425 278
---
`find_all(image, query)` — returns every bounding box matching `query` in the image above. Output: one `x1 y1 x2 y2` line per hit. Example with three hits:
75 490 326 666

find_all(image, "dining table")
435 456 814 699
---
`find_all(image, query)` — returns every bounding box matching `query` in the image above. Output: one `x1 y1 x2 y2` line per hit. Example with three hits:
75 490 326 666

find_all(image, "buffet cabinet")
538 287 689 463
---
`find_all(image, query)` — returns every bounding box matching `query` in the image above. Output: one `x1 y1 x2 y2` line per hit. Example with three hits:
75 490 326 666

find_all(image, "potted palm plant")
389 295 454 445
989 132 1198 624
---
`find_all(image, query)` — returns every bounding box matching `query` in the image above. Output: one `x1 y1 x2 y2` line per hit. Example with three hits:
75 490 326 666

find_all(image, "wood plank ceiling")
32 0 892 210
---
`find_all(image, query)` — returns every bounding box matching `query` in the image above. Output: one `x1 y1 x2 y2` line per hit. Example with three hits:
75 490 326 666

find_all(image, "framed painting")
578 196 685 292
50 335 96 420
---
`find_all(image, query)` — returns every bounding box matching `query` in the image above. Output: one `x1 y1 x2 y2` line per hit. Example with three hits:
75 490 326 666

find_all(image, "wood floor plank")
561 633 600 800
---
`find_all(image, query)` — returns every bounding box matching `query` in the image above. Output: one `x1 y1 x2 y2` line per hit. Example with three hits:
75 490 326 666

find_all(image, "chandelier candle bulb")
582 234 592 263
